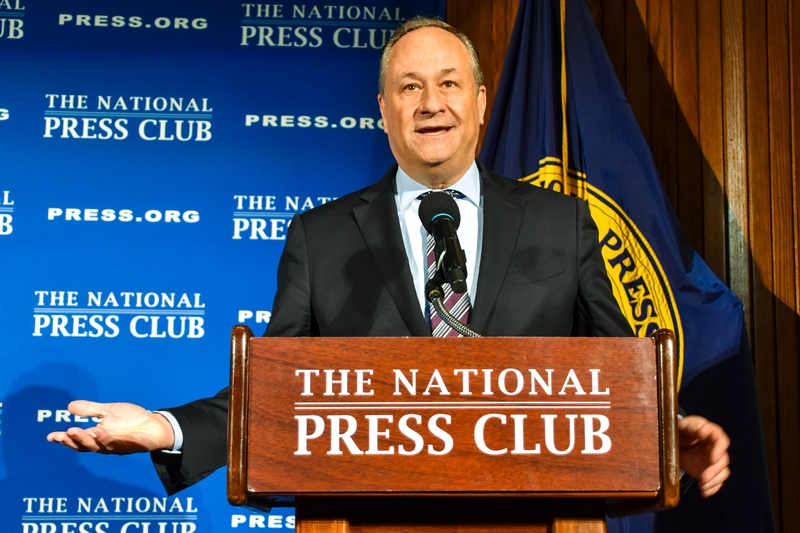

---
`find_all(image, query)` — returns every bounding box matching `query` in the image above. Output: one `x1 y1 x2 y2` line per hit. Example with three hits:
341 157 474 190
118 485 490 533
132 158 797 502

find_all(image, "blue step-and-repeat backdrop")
0 1 444 531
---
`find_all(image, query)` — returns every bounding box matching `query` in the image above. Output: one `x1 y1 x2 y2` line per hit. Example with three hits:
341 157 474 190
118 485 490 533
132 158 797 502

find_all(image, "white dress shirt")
154 410 184 453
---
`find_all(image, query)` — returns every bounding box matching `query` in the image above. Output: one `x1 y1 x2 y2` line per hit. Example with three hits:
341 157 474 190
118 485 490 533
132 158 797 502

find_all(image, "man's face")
378 27 487 187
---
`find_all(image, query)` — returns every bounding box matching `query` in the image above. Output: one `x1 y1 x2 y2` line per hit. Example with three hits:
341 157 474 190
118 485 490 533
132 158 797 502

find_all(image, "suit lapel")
470 169 527 334
352 167 431 336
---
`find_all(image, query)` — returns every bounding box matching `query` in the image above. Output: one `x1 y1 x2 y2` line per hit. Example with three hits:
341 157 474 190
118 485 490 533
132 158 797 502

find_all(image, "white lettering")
294 415 324 455
474 414 507 455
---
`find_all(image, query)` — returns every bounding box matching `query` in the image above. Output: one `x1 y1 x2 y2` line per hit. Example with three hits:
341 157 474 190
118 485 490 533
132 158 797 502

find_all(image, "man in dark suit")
49 17 731 499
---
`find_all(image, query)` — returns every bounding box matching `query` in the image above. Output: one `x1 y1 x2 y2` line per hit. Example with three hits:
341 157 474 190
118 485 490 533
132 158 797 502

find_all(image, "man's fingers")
707 428 731 464
47 428 102 452
678 415 714 444
68 400 109 419
47 431 79 450
690 424 730 476
89 426 118 451
700 482 723 498
65 427 104 451
701 463 731 489
699 451 730 485
699 466 730 497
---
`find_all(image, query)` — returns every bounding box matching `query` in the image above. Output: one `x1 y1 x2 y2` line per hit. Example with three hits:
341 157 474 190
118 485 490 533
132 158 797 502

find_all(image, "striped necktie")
423 190 471 337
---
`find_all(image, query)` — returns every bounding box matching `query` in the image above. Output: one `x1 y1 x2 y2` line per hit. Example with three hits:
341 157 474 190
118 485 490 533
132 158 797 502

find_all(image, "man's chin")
415 149 458 168
420 158 470 182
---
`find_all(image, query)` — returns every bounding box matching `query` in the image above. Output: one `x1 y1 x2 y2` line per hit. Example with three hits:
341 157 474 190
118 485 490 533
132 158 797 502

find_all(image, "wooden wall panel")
648 0 678 207
744 1 782 526
602 0 627 85
768 0 800 527
447 0 800 530
672 0 703 254
722 0 752 335
697 0 728 281
626 0 651 144
793 0 800 313
791 8 800 523
588 0 602 30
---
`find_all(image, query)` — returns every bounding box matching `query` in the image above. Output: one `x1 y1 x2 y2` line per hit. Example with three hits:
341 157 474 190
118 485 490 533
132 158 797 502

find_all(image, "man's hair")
379 17 484 96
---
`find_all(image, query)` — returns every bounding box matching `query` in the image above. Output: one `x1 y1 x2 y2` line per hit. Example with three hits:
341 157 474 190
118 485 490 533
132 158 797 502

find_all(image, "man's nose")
418 87 446 115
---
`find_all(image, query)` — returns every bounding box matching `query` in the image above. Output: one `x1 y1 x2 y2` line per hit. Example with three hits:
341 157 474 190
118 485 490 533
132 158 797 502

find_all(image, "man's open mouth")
416 126 453 135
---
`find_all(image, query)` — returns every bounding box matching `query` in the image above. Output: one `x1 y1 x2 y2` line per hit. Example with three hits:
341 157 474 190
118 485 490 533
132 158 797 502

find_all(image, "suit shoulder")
483 168 582 210
298 177 390 229
297 167 395 224
517 180 577 204
298 186 368 221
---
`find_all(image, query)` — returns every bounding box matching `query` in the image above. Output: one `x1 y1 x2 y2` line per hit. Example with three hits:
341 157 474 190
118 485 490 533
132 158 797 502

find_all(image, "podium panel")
227 329 680 533
247 337 659 495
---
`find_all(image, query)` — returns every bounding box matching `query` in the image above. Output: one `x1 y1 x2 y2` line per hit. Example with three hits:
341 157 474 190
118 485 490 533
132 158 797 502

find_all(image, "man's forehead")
390 27 468 58
386 29 470 75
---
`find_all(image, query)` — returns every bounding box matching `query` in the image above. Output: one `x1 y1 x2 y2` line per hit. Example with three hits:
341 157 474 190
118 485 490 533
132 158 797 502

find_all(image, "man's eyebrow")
399 68 458 79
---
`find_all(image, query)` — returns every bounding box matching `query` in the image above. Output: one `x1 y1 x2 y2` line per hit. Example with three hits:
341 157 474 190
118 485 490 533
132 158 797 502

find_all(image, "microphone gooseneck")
425 280 481 337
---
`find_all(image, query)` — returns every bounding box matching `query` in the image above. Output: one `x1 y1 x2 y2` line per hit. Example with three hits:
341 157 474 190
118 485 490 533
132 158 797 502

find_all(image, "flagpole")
560 0 569 194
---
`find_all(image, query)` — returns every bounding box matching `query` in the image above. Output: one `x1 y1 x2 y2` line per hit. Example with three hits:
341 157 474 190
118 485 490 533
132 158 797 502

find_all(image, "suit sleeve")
572 199 634 337
150 215 316 494
265 214 317 337
150 388 229 495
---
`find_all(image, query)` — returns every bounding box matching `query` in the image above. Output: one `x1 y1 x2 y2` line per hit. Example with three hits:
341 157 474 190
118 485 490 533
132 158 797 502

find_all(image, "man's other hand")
678 415 731 497
47 400 175 454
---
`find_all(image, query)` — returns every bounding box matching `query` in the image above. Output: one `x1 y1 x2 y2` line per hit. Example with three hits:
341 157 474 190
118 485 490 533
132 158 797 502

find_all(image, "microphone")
418 191 468 294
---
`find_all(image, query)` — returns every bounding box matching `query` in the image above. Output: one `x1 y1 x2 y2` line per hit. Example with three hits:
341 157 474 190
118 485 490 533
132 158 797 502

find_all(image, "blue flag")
480 0 775 531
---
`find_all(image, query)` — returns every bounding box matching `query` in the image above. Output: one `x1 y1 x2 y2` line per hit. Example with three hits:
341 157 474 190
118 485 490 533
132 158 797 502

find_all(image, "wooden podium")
227 327 680 533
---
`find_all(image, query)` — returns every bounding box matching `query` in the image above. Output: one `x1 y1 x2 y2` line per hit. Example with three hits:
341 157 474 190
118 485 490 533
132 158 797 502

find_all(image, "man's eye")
404 84 419 91
443 81 457 88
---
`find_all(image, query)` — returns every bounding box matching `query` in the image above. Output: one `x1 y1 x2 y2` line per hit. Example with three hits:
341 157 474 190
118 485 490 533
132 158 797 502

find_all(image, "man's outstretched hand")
678 415 731 497
47 400 174 454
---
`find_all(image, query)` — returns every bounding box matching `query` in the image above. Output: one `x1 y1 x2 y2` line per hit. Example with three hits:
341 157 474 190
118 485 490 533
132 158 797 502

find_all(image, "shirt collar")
395 161 481 212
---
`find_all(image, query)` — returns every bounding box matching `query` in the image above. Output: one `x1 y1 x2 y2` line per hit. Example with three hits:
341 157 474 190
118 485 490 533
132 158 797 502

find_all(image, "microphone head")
418 192 461 231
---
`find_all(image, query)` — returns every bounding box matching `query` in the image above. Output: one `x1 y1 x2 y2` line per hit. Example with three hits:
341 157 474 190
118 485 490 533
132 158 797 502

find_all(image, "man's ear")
377 93 389 133
477 85 487 126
